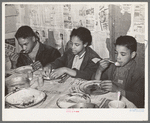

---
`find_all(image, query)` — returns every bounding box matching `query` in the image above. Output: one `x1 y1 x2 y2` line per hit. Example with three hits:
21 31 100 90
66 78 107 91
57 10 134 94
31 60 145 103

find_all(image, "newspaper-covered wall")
14 3 146 59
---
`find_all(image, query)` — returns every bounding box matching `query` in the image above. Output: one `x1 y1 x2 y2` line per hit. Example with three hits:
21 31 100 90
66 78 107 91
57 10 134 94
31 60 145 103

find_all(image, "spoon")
103 59 121 66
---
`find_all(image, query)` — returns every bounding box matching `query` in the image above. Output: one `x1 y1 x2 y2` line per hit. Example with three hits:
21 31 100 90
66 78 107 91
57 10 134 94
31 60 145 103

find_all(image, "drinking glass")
38 74 44 87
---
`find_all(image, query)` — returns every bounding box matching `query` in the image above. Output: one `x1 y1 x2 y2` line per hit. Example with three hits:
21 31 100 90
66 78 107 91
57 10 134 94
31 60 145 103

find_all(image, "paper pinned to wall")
5 5 17 16
5 16 17 33
63 4 72 29
46 30 56 48
85 5 95 31
53 4 64 29
135 34 145 44
92 31 109 58
53 29 64 50
133 4 145 34
120 4 132 14
64 29 72 48
98 4 109 32
71 4 85 28
29 5 40 26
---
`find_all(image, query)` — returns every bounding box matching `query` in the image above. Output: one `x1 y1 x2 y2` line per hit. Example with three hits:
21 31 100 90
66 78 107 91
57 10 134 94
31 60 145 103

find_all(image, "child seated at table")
9 25 61 69
43 27 101 80
94 35 144 108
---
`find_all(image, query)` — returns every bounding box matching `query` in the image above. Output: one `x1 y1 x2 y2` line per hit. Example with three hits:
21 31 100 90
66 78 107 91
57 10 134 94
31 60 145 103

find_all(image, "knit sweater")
101 59 144 108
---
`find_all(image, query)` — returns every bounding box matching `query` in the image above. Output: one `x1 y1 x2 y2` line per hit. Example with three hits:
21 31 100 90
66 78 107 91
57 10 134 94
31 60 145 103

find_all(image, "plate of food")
43 74 69 83
15 65 33 74
79 80 109 95
5 88 47 108
56 93 91 108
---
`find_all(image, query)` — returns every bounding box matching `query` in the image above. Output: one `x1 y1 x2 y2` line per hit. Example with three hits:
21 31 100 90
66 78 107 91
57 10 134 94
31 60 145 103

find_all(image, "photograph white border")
2 2 148 121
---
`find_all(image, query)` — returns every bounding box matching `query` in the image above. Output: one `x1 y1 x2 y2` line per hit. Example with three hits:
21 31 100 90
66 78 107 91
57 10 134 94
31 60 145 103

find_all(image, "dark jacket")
51 47 101 80
16 42 61 67
101 60 144 108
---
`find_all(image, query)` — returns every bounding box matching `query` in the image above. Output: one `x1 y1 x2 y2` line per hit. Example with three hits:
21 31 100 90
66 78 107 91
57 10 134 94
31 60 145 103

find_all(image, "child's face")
115 45 135 67
18 36 36 54
70 36 87 55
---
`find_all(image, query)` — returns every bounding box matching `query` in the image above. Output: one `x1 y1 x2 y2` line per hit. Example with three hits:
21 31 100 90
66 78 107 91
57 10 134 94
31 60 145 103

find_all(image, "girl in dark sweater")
43 27 101 80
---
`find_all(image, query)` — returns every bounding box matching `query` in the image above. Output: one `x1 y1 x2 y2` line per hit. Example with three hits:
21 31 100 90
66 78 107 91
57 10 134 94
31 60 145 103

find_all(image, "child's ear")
32 36 36 42
131 51 137 59
84 42 88 47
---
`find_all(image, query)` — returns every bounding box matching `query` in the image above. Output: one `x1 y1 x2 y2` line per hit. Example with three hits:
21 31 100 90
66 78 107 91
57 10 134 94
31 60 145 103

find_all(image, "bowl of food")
5 88 47 108
69 103 98 108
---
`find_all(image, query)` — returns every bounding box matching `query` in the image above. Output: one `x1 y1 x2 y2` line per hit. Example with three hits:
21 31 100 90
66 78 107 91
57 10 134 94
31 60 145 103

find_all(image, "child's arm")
65 68 76 76
42 50 69 77
9 53 19 69
100 80 126 96
52 58 103 80
95 59 110 80
50 67 77 79
94 68 102 80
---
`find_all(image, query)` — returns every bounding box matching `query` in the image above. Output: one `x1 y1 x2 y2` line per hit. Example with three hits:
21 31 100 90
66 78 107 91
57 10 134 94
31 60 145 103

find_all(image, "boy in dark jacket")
94 35 144 108
43 27 101 80
10 26 61 68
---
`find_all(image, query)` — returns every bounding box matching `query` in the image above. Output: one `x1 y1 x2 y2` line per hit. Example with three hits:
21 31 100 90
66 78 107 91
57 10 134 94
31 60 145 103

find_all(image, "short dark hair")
15 25 38 40
115 35 137 52
70 27 92 46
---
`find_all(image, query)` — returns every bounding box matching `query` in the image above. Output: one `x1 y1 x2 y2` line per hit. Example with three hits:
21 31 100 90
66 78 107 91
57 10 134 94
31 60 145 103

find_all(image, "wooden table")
5 69 137 109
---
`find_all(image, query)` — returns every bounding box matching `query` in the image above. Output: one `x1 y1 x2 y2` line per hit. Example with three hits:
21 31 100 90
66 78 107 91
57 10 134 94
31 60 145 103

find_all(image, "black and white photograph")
2 2 148 121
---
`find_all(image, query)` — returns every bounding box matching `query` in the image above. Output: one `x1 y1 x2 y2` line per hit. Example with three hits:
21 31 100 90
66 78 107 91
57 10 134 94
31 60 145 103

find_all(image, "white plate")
15 65 32 74
56 93 91 108
5 88 46 108
79 80 109 95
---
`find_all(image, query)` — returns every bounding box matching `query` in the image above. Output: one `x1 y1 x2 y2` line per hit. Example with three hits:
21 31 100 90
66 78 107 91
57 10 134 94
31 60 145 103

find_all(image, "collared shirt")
72 51 86 70
28 41 39 62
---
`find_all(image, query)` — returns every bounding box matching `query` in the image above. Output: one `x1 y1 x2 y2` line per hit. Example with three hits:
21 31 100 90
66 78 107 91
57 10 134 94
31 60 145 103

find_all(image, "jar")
5 75 30 94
